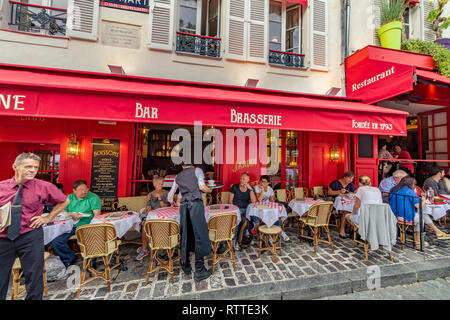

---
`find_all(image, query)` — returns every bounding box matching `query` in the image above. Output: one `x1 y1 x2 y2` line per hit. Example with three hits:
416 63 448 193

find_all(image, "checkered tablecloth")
334 196 356 212
289 198 324 217
43 219 74 245
146 207 180 224
246 201 288 228
205 204 241 225
91 211 141 238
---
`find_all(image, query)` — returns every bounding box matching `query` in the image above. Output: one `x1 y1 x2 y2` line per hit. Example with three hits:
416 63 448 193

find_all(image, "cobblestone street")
11 222 445 301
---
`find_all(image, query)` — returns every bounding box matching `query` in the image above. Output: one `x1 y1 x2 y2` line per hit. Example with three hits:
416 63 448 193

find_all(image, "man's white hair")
14 153 41 166
392 170 407 178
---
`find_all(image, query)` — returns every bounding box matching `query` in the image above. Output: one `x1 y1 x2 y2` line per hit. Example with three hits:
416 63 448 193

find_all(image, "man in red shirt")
394 145 415 176
0 153 69 300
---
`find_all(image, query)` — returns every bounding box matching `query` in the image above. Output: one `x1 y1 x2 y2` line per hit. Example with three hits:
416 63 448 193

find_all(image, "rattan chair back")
217 191 230 204
294 187 307 199
305 201 333 226
276 189 287 202
76 224 118 258
208 212 237 242
311 186 326 198
143 219 180 250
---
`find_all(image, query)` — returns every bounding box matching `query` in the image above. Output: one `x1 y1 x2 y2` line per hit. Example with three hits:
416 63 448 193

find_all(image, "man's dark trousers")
0 228 44 300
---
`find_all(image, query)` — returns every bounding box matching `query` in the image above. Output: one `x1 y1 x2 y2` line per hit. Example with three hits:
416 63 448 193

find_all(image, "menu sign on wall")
90 139 120 211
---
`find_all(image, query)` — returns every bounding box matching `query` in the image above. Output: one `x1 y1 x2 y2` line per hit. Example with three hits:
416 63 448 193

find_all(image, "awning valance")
0 63 407 136
286 0 307 5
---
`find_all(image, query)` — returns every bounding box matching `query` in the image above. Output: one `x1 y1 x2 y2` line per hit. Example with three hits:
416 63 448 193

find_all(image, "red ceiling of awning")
0 63 407 136
416 69 450 86
286 0 307 5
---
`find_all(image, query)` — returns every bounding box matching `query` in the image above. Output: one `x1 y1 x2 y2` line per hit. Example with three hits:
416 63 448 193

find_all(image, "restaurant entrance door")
352 134 379 187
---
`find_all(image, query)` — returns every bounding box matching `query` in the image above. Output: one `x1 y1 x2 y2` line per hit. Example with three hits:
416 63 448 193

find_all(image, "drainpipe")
342 0 351 97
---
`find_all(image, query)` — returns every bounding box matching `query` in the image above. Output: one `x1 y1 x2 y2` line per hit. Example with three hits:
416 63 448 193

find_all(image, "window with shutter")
226 0 246 60
268 0 305 68
67 0 100 40
148 0 175 50
176 0 222 57
422 0 436 42
248 0 267 62
310 0 327 70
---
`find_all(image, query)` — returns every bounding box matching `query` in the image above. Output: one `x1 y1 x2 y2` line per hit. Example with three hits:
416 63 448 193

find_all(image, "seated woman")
136 176 170 261
327 171 357 197
252 175 289 242
344 175 382 228
389 176 448 247
328 171 357 238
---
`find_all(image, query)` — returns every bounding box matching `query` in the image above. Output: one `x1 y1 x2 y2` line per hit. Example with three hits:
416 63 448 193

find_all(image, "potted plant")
378 0 406 49
427 0 450 50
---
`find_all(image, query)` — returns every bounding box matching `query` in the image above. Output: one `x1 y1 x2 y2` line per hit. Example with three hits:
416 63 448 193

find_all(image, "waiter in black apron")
168 164 212 281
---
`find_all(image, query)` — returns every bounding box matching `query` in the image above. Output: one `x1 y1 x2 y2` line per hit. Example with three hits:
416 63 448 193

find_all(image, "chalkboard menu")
90 139 120 211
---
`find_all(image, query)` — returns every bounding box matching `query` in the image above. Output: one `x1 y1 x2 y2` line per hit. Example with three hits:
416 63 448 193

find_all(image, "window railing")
269 50 305 68
176 32 221 58
9 0 67 37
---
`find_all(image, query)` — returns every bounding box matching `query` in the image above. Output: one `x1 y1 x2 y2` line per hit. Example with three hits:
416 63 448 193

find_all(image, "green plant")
427 0 450 39
380 0 406 26
402 39 450 77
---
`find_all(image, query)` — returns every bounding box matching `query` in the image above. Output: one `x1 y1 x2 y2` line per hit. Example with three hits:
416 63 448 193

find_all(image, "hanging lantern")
67 134 80 158
330 145 340 161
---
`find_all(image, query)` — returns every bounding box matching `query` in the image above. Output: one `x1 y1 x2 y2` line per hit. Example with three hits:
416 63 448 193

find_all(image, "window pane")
421 115 430 128
434 112 447 126
435 140 448 153
181 0 197 7
286 28 299 51
269 1 282 22
179 5 197 33
286 8 299 29
207 0 219 36
358 134 373 158
435 126 447 139
269 20 282 46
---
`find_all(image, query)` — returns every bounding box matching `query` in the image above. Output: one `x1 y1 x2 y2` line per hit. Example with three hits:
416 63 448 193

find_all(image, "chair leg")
364 242 369 260
102 256 111 293
11 269 20 300
77 258 88 299
43 264 48 297
229 240 236 272
271 235 277 263
326 227 334 251
211 242 217 275
299 223 304 243
145 251 156 285
168 249 174 284
258 233 263 258
313 227 318 255
388 251 393 262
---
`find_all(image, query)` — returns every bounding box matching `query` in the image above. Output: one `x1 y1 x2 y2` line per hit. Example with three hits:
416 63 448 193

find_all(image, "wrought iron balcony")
269 50 305 69
9 0 67 37
176 32 221 58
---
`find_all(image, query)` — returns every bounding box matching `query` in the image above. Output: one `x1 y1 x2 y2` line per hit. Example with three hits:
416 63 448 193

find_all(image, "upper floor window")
176 0 221 58
178 0 220 37
402 7 410 41
268 0 304 68
9 0 68 36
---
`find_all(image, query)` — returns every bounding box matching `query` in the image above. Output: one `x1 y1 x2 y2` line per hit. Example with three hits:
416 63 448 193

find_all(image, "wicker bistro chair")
310 186 327 199
75 223 121 299
10 251 51 300
216 191 230 204
397 218 417 250
202 193 212 207
298 201 335 255
208 212 238 274
143 219 181 284
294 187 308 199
258 225 283 263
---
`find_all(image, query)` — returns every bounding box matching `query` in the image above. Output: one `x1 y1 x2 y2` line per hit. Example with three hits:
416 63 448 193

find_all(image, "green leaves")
380 0 406 26
402 40 450 78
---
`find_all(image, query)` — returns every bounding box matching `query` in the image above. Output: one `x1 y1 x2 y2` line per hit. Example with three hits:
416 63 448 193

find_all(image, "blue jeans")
51 226 76 267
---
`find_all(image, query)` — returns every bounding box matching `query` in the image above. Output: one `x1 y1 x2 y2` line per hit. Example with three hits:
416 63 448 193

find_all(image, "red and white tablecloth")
146 207 180 224
289 198 324 217
334 196 356 212
43 219 74 245
91 211 141 238
205 204 241 225
163 175 176 188
423 203 450 221
245 201 287 228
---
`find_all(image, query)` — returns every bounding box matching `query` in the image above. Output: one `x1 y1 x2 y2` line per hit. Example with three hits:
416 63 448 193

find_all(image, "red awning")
416 69 450 86
286 0 307 5
405 0 420 5
345 45 439 104
0 63 407 136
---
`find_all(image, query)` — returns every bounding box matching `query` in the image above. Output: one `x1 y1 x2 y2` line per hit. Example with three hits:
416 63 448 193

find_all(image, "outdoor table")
245 201 288 228
422 203 450 221
288 198 324 217
163 175 176 188
205 204 241 224
43 218 74 245
334 196 356 213
91 211 141 238
146 206 180 223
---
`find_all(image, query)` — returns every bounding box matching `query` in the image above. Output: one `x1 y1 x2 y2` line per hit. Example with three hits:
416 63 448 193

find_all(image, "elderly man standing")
51 180 102 267
379 169 408 203
0 153 69 300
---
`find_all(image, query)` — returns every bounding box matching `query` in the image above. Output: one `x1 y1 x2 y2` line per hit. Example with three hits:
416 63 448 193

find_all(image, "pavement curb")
160 257 450 300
